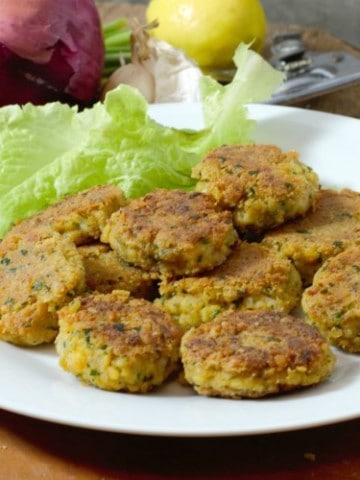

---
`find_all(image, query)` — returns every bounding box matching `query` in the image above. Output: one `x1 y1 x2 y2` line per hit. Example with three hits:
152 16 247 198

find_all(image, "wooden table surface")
1 3 360 479
1 408 360 479
2 407 360 480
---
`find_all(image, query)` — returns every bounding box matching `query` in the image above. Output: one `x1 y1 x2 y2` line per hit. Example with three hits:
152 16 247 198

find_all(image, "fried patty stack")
1 143 353 398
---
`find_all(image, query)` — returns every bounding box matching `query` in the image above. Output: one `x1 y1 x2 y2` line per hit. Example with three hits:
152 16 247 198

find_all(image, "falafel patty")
5 185 127 245
180 310 335 399
101 189 238 279
77 243 154 298
263 188 360 286
302 245 360 353
157 241 302 330
55 290 182 393
192 144 319 233
0 230 86 346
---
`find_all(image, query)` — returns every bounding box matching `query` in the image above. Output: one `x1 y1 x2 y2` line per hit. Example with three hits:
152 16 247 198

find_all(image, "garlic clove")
101 62 155 103
147 38 202 103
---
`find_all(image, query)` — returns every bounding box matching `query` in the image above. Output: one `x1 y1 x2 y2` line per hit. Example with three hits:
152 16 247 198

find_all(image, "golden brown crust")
263 188 360 285
77 243 154 298
56 290 182 392
157 241 302 329
101 189 238 278
181 310 335 398
61 291 179 356
192 144 320 232
302 244 360 352
0 231 86 346
5 185 127 245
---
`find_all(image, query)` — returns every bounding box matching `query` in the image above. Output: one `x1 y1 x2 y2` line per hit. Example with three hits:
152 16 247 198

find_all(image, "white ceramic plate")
1 103 360 437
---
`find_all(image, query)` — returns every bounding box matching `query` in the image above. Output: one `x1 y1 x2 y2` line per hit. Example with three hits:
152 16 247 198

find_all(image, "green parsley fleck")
84 329 91 344
113 323 125 332
32 280 50 291
247 186 256 197
210 308 222 319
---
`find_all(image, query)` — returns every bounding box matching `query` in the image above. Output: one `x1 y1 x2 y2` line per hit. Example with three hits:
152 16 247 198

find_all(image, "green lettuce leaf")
199 43 285 149
0 44 283 237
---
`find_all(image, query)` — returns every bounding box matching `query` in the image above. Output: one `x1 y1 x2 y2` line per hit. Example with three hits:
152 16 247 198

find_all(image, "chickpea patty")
101 189 238 279
302 245 360 353
181 310 335 399
192 144 319 233
55 290 182 393
78 243 154 298
5 185 127 245
0 230 86 346
157 241 302 330
263 188 360 286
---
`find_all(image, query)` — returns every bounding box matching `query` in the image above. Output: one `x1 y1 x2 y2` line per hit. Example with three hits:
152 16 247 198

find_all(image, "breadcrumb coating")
56 290 182 392
181 310 335 398
78 243 154 298
101 189 238 279
157 241 302 330
192 144 319 233
0 230 86 346
263 188 360 285
5 185 127 245
302 244 360 353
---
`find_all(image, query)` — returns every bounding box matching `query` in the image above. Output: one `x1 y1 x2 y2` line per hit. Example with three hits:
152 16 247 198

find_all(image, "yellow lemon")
146 0 267 72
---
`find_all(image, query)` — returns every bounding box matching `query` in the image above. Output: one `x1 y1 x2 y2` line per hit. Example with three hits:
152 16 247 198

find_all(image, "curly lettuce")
0 44 283 237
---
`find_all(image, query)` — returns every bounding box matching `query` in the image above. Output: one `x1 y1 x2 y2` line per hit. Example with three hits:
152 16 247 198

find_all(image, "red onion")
0 0 104 106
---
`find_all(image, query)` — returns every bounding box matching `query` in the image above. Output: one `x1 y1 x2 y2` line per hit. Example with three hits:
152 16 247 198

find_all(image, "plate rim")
0 102 360 437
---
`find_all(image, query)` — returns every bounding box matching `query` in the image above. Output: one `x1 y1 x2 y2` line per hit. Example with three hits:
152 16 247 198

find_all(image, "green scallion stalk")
102 17 128 37
101 17 132 84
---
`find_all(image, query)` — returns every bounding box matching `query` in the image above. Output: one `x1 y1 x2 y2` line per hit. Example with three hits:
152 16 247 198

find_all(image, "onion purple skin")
0 0 105 107
0 43 76 106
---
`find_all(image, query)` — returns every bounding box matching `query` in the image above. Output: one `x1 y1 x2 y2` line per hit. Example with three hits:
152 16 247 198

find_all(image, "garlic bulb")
101 19 202 103
146 38 202 103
